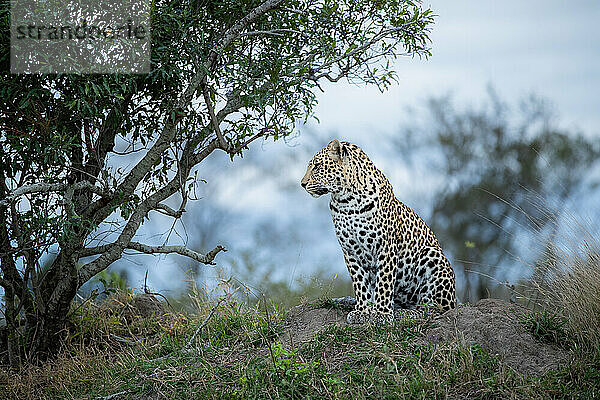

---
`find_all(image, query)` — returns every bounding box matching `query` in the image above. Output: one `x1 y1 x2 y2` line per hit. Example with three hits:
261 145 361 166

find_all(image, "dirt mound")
278 302 348 349
276 298 570 376
101 293 166 321
427 298 569 376
130 294 166 318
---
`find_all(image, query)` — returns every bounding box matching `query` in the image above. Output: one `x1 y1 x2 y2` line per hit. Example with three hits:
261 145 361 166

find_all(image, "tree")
394 89 600 302
0 0 435 364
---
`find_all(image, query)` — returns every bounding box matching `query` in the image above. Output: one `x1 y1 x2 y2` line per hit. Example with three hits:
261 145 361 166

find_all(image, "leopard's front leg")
344 254 375 324
373 246 396 324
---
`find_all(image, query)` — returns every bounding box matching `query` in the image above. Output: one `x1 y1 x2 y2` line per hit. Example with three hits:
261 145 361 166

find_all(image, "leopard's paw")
394 305 437 320
346 310 369 324
371 312 394 325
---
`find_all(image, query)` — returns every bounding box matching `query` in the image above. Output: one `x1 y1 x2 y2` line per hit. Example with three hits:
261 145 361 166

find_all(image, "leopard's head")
301 139 352 198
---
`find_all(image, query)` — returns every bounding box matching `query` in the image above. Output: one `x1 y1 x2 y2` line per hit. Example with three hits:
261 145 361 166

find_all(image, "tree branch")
77 140 224 285
155 203 184 218
242 29 310 38
83 1 281 227
85 91 135 179
202 84 229 150
0 181 111 206
308 23 418 81
126 242 226 265
84 1 283 226
80 242 225 267
79 243 112 257
181 0 284 108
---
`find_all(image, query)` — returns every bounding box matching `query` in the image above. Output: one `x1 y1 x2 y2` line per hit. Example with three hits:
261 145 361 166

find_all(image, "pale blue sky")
314 0 600 139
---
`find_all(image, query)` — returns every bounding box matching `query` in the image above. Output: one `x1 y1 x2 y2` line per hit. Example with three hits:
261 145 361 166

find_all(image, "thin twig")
149 299 223 362
143 270 174 311
184 299 224 349
66 288 99 318
95 390 131 400
110 333 142 346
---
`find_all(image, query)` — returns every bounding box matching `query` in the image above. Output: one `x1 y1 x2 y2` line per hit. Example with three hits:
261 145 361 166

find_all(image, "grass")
526 212 600 354
520 311 570 347
1 292 599 399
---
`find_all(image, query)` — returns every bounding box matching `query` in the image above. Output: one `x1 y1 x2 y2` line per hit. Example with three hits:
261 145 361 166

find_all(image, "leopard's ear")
327 139 346 163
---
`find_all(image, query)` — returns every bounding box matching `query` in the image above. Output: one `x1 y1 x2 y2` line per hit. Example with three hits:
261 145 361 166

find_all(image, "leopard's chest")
330 196 382 259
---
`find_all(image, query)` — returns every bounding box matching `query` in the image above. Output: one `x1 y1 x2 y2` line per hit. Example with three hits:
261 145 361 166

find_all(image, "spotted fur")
301 140 456 324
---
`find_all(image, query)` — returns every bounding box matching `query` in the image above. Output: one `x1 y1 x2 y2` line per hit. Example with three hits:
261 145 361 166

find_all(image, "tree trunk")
26 309 70 361
4 285 20 367
25 253 79 360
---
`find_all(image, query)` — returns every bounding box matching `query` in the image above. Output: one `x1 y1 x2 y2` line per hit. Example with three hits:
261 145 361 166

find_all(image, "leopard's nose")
301 181 307 188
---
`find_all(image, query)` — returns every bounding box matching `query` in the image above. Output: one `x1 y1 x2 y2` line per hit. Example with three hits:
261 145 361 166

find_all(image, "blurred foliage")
395 88 600 302
92 269 131 292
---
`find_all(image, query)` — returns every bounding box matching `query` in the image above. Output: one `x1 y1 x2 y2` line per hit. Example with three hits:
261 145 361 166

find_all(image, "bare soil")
426 298 570 376
278 302 348 350
276 298 570 376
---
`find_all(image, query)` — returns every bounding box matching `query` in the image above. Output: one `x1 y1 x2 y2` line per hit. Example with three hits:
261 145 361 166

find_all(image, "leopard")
301 139 456 324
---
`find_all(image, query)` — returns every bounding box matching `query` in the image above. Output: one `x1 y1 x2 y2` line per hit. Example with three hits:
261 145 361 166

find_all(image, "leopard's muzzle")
303 184 329 198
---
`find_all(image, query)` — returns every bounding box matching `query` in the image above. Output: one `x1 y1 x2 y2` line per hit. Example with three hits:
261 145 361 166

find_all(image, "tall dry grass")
527 209 600 351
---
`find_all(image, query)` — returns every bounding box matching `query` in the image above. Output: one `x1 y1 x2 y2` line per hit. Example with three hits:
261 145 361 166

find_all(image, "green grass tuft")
520 311 571 346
